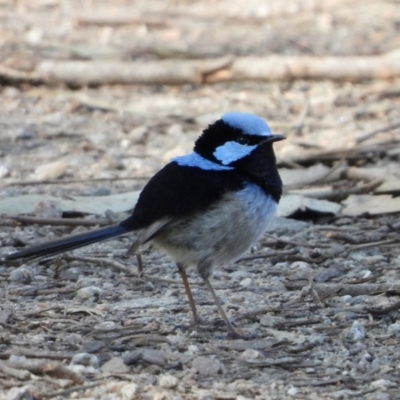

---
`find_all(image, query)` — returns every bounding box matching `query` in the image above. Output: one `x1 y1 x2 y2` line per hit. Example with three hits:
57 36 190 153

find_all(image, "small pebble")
342 320 365 342
240 349 263 361
387 323 400 338
9 267 33 284
187 345 199 355
230 270 250 280
362 352 373 362
239 278 252 286
65 333 82 345
80 340 106 353
314 266 343 283
76 286 102 300
260 315 285 328
128 125 147 143
33 200 63 219
152 390 174 400
101 357 129 374
290 261 309 270
360 270 372 279
334 311 359 322
371 378 396 390
32 160 67 181
0 165 9 178
120 383 139 400
102 282 114 290
124 349 166 366
158 374 178 389
230 294 245 303
348 247 381 261
287 385 298 396
68 364 98 377
123 350 143 365
142 349 166 366
192 356 223 376
361 255 386 265
71 353 99 368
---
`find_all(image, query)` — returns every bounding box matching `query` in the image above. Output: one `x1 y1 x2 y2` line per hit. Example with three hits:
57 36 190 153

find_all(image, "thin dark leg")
202 276 242 339
177 263 202 324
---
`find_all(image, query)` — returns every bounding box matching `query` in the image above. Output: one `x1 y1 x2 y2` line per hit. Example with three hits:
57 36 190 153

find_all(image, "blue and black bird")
5 112 285 337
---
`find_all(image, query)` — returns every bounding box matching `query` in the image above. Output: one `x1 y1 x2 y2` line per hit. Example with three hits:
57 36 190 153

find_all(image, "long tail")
4 224 131 261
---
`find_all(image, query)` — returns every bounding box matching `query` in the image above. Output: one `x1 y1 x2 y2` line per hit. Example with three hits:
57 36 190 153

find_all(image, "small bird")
5 112 285 338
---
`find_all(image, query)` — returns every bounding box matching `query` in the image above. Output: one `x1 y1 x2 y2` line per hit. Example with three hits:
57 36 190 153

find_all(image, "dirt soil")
1 0 400 399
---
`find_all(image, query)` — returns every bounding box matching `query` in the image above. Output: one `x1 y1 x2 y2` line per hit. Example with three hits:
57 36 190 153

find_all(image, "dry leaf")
31 160 67 181
278 194 341 217
280 164 331 187
0 191 140 216
341 194 400 216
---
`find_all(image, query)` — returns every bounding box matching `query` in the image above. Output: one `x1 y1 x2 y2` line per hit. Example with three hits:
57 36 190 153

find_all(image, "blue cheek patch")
213 141 257 165
222 112 271 137
173 152 233 171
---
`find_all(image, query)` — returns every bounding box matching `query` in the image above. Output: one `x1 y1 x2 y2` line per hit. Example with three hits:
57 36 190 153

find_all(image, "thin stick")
40 383 102 399
356 120 400 143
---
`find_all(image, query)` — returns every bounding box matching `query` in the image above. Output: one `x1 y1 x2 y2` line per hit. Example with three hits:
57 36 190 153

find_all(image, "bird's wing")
120 161 244 233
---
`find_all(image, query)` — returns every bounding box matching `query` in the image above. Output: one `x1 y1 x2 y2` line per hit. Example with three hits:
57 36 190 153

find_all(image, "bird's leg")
202 276 243 339
177 263 202 325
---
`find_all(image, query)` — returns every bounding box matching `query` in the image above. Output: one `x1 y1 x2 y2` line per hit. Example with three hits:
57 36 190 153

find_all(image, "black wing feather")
120 162 245 230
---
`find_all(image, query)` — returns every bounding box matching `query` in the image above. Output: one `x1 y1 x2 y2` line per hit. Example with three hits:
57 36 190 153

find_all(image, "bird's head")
194 112 285 168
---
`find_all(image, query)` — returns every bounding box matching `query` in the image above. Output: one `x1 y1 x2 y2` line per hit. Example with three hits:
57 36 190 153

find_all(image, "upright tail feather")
4 224 131 261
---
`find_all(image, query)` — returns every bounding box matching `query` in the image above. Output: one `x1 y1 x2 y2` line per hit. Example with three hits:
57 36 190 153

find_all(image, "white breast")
152 183 277 277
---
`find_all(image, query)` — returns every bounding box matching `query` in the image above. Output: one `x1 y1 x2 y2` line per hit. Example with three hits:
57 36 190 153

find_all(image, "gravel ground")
1 0 400 399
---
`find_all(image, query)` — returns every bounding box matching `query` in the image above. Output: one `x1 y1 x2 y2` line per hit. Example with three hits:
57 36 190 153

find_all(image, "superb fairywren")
5 112 285 338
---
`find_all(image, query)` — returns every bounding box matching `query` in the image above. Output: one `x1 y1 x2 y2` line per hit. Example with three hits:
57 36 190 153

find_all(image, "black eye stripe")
237 135 265 146
194 119 268 162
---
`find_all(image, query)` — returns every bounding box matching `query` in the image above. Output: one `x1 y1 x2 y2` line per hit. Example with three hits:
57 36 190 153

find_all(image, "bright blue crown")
221 112 271 136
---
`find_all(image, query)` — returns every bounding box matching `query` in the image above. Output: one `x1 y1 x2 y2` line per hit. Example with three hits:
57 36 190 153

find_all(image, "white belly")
152 183 277 278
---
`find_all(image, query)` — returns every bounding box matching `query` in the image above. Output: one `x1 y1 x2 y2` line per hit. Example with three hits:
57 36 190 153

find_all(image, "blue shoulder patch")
173 152 233 171
222 112 271 137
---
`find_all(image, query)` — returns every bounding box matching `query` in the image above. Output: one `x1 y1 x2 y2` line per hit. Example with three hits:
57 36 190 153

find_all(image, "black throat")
234 143 283 203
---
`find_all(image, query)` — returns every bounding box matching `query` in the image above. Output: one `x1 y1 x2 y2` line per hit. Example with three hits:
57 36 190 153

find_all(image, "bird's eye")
237 136 249 145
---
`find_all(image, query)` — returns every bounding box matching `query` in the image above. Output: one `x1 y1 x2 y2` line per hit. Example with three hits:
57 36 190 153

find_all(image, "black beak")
261 134 286 144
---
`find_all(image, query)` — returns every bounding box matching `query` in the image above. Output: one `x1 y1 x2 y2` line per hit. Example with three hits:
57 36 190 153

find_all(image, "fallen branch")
285 281 400 298
2 50 400 86
1 58 232 86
